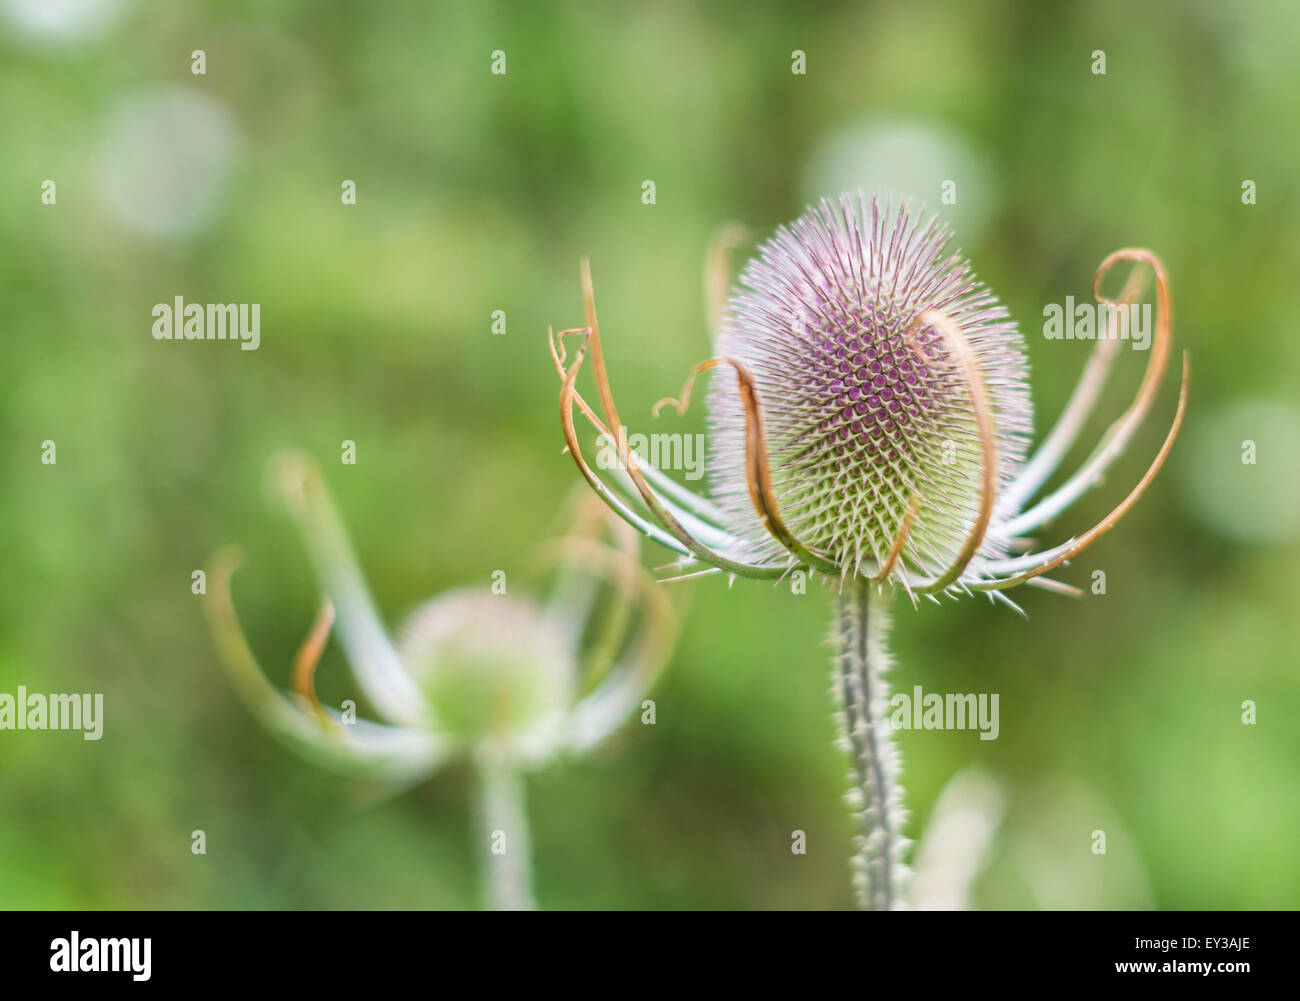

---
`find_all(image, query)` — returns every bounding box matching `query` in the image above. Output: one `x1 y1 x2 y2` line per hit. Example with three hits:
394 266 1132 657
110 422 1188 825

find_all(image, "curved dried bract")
984 351 1189 591
1003 249 1172 536
554 324 784 579
565 273 741 569
556 330 727 529
551 326 694 559
582 517 641 687
658 356 841 575
555 537 677 752
542 493 641 689
904 309 998 593
1004 261 1149 509
578 258 625 437
554 341 732 555
206 546 301 730
551 324 699 554
271 451 427 729
874 492 924 583
204 547 442 771
1092 250 1172 432
292 598 336 727
704 222 750 337
651 358 715 420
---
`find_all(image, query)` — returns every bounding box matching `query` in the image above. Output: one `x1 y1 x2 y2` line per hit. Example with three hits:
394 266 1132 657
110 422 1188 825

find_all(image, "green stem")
475 752 536 911
833 583 907 910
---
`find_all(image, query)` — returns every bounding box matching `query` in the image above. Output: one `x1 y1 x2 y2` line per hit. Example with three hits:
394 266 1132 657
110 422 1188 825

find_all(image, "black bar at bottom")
0 909 1272 987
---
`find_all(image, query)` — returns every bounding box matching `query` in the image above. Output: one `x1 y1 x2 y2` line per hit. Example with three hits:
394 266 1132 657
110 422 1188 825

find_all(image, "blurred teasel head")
203 452 676 789
550 191 1188 611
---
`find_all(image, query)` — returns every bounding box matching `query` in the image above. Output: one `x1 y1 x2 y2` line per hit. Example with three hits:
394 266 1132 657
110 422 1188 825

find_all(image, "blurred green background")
1 0 1297 909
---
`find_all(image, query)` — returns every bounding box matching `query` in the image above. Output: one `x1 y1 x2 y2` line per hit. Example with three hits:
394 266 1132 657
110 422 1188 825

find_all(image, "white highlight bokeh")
802 117 998 248
1181 398 1300 545
92 87 241 240
1 0 128 44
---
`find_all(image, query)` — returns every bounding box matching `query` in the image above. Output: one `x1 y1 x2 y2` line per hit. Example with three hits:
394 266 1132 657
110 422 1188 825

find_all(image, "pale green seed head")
397 590 574 760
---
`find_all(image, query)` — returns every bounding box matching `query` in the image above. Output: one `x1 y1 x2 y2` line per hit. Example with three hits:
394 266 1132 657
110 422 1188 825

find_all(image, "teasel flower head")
203 452 675 790
550 191 1188 611
706 195 1034 583
550 191 1188 910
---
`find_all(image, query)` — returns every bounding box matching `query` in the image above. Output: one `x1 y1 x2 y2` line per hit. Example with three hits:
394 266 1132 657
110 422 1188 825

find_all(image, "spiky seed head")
707 193 1035 578
397 590 574 758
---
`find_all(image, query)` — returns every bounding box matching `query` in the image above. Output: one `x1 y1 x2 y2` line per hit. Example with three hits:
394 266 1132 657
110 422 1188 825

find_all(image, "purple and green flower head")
551 191 1188 612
